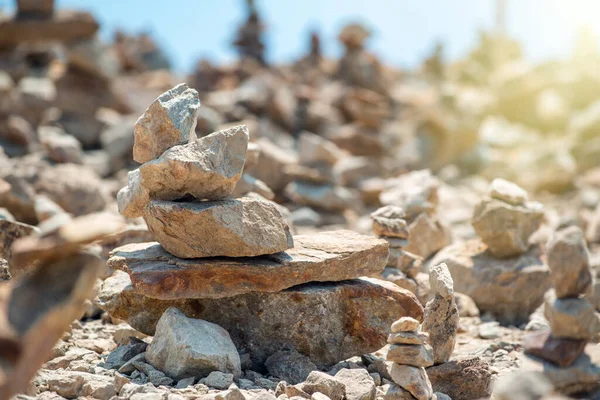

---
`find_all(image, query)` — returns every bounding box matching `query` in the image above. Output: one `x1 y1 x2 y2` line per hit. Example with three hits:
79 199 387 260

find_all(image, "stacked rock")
523 226 600 395
384 317 434 400
378 170 451 262
101 84 425 374
472 178 544 258
430 178 551 324
371 171 451 305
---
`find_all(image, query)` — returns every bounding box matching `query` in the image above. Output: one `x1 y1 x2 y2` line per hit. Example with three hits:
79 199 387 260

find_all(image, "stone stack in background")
99 84 425 382
430 179 551 324
522 226 600 396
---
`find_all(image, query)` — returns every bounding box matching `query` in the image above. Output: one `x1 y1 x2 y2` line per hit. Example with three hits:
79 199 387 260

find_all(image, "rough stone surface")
133 83 201 164
391 317 420 333
546 226 592 298
471 197 544 258
543 290 600 340
143 197 292 258
429 239 551 324
285 181 358 212
422 263 458 365
98 272 424 367
388 364 432 400
387 331 429 346
426 358 493 400
334 368 376 400
264 349 317 384
371 206 409 239
377 384 417 400
0 219 38 262
386 344 434 367
404 213 451 260
379 170 440 218
523 329 587 368
488 178 528 206
118 125 249 218
145 307 241 380
300 371 346 400
106 230 387 299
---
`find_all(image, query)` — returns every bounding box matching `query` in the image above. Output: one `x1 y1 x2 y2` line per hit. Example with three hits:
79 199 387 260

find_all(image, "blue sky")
3 0 600 72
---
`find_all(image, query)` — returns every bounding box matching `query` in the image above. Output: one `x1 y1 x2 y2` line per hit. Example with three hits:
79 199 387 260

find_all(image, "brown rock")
388 364 432 400
404 213 451 260
429 239 551 325
0 220 38 262
143 197 292 258
98 272 424 367
133 83 201 163
107 230 387 299
386 344 434 367
546 226 592 298
11 212 124 270
471 197 544 258
387 331 429 346
544 290 600 340
0 252 103 400
523 330 587 368
371 206 409 239
426 358 493 400
0 10 99 50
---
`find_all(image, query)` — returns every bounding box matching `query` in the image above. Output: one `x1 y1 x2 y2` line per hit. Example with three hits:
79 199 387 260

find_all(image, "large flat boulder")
106 230 388 299
97 272 423 368
143 197 293 258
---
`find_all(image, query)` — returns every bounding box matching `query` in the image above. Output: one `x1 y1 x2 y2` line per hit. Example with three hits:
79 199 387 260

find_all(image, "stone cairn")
522 225 600 396
430 178 550 325
472 178 544 258
371 170 451 304
383 316 442 400
102 83 424 378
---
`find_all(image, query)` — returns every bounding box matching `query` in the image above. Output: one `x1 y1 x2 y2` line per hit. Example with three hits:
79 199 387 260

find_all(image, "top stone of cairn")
133 83 201 164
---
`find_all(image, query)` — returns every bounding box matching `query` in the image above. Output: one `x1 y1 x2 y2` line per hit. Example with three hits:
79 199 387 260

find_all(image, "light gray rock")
146 307 241 380
377 384 417 400
334 368 376 400
285 181 359 212
143 197 293 258
404 213 451 260
492 371 552 400
379 170 439 218
546 226 592 298
133 83 201 163
300 371 346 400
544 290 600 340
39 126 83 164
119 125 249 218
298 131 344 166
422 264 458 364
203 371 234 390
371 206 409 239
388 364 432 400
391 317 420 333
264 349 317 384
488 178 528 206
471 197 544 258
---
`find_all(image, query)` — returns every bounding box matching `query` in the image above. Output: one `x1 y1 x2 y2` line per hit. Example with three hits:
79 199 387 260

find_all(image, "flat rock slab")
97 272 424 368
143 197 293 258
107 230 388 299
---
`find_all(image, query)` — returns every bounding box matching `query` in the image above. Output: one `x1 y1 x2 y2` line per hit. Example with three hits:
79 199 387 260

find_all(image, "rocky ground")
2 1 600 400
